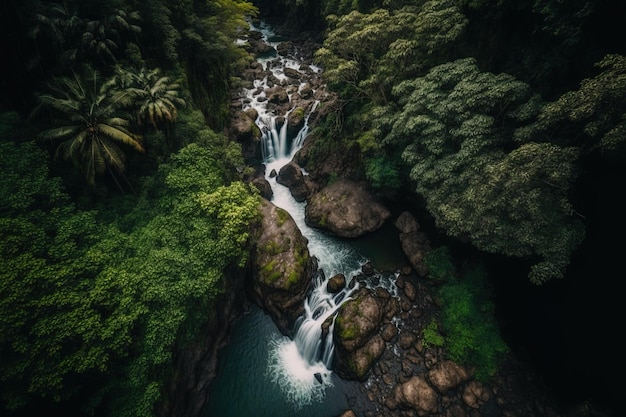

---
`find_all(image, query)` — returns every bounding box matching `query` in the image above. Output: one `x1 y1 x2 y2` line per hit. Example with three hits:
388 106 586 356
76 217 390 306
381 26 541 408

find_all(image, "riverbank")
201 20 616 417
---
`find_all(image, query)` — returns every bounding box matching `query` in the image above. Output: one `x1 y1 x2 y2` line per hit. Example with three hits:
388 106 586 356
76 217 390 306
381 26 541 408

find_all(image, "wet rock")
333 289 385 379
277 161 310 202
347 335 386 380
428 360 472 394
398 331 418 350
249 200 317 335
229 110 261 142
314 372 323 384
287 106 306 137
283 67 303 80
462 381 491 409
327 273 346 293
361 261 376 276
403 281 417 301
395 211 420 234
299 83 313 98
267 86 289 104
251 177 273 200
394 211 431 277
381 323 399 342
305 179 391 238
394 376 439 416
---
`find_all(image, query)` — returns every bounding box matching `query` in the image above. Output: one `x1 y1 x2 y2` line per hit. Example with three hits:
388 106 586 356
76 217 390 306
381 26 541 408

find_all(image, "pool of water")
202 305 370 417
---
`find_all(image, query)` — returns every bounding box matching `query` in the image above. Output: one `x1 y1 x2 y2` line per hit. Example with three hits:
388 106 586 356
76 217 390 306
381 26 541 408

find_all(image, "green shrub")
421 319 444 348
438 263 508 381
423 246 457 284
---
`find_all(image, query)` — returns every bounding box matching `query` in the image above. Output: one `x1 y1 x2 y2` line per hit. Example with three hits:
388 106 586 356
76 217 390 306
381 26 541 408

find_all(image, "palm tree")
35 66 144 189
27 2 83 71
113 67 186 136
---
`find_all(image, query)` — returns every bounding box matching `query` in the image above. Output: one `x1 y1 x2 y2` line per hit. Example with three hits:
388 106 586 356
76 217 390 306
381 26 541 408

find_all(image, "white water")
242 22 397 409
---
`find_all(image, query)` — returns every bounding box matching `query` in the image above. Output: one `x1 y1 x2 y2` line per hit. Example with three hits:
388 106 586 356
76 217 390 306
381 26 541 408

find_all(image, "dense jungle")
1 1 624 417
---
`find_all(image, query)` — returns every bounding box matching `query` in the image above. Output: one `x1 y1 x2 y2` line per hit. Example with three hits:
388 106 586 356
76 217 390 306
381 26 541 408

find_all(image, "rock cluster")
331 266 565 417
248 199 317 335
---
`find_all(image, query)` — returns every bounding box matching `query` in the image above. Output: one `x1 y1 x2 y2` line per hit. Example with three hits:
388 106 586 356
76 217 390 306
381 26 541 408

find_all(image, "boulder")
229 110 261 142
249 199 317 335
283 67 303 80
462 380 491 409
276 161 310 202
229 110 262 163
251 177 273 200
286 107 306 138
427 360 472 394
393 376 439 416
305 179 391 238
333 288 384 379
267 86 289 104
327 273 346 293
394 211 431 277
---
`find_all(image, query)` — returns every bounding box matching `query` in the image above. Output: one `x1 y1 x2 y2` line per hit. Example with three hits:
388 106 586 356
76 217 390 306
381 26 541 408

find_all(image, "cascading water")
239 22 371 407
203 21 400 417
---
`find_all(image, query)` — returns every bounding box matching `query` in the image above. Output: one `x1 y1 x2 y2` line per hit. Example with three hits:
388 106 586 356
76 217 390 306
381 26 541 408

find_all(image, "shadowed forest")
1 0 624 416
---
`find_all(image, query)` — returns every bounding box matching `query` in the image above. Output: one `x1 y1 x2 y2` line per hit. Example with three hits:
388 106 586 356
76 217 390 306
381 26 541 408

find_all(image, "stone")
249 200 317 334
305 179 391 238
381 323 399 342
333 289 385 379
327 273 346 293
394 376 439 416
277 161 310 202
404 280 417 301
428 360 472 394
251 177 273 200
394 211 420 234
462 381 491 409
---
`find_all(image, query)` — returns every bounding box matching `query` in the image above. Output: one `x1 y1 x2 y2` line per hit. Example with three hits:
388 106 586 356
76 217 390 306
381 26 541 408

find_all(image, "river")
202 21 406 417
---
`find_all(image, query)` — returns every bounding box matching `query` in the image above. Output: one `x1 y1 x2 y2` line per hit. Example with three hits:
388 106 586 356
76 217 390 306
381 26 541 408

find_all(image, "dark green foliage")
424 248 508 381
379 58 584 284
363 154 402 190
315 1 466 104
517 54 626 154
438 265 508 381
0 112 259 416
34 65 144 189
0 141 114 410
423 246 456 284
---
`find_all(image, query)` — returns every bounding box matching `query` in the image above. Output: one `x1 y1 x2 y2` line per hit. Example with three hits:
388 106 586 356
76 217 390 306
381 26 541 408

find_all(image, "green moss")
276 208 289 227
263 241 286 256
293 107 305 119
260 260 281 283
251 122 262 139
421 319 444 348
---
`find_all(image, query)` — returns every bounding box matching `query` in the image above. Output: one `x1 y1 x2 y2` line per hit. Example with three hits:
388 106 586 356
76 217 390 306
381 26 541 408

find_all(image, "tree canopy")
372 58 585 284
0 119 260 415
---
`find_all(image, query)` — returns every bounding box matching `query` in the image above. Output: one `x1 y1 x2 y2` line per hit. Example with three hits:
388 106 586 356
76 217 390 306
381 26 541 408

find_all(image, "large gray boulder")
332 288 385 379
276 161 312 202
249 199 317 335
305 179 391 238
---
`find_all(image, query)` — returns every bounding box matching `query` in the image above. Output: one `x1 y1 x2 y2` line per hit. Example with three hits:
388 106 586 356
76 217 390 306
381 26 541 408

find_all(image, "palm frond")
38 125 82 142
98 137 126 172
96 124 144 152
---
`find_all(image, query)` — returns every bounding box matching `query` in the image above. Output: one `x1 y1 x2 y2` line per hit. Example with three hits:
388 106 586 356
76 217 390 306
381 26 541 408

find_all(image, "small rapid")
203 21 401 417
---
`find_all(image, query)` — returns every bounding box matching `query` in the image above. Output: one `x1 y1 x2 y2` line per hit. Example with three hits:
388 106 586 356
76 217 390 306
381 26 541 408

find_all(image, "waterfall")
241 21 396 409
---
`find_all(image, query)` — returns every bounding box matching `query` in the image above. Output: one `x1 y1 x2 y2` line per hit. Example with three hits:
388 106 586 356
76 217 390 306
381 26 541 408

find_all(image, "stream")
202 21 406 417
